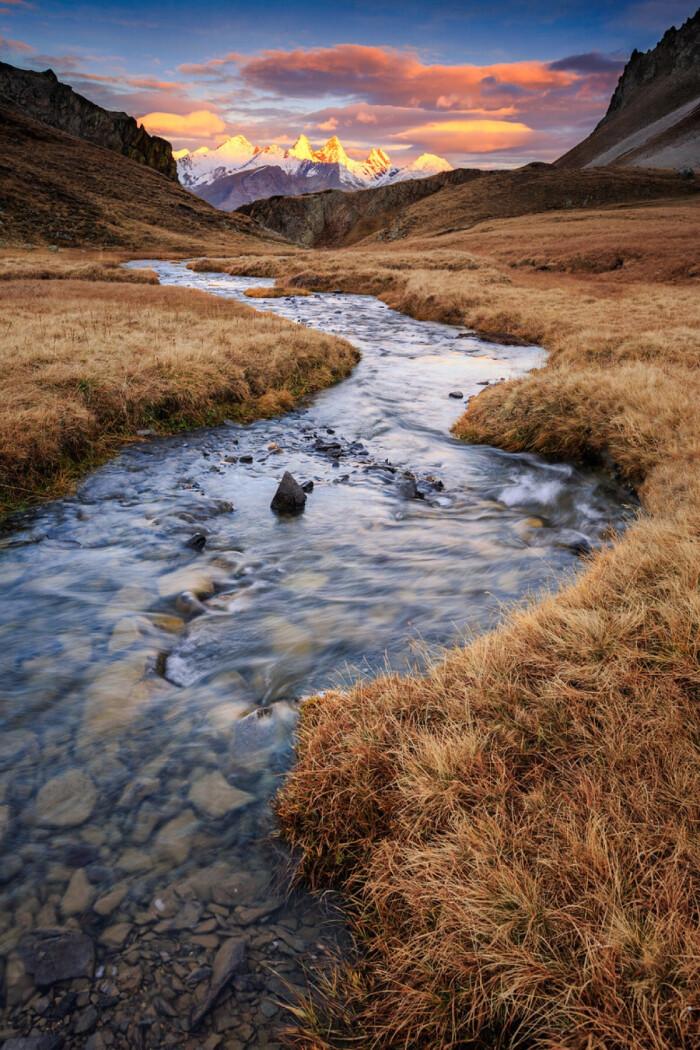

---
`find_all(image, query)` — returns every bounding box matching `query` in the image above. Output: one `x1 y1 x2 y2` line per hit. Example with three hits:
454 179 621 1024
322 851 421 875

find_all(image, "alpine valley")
176 132 453 211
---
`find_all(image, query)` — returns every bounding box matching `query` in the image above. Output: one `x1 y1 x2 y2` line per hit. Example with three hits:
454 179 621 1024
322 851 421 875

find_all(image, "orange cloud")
393 118 534 154
139 109 226 140
239 44 577 109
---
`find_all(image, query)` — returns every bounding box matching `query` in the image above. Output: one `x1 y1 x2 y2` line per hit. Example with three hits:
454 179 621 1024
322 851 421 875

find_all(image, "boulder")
19 929 94 987
270 472 306 515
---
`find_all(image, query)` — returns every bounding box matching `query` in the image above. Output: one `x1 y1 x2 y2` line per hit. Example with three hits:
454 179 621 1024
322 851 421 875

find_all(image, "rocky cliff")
0 61 177 180
557 9 700 169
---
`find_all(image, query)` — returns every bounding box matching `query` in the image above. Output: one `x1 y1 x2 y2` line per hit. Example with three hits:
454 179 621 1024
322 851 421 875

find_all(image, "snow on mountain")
176 133 453 209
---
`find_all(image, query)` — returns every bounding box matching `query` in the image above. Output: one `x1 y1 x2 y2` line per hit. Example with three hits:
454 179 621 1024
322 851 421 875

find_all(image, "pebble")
61 867 96 916
34 770 98 828
188 772 255 820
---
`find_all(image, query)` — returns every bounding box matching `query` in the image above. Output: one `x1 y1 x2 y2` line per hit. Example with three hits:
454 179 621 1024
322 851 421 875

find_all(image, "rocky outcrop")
238 168 481 247
606 10 700 120
557 10 700 169
0 61 177 179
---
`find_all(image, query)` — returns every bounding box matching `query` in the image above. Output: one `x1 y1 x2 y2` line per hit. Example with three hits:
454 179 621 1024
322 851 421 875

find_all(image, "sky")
1 1 697 165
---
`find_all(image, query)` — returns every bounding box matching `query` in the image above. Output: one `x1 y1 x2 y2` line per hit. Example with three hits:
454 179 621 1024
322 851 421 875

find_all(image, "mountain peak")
289 133 314 160
406 153 453 173
314 135 349 165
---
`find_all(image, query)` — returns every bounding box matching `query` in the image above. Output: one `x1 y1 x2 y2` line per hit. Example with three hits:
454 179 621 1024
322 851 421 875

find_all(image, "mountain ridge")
557 8 700 169
0 60 177 180
177 132 453 211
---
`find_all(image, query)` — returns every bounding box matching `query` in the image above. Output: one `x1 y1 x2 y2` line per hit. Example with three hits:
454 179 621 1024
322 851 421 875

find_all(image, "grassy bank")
0 276 357 515
190 198 700 1047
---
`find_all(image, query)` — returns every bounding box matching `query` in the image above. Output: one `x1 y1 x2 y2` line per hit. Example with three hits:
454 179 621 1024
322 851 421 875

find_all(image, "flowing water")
0 262 635 1047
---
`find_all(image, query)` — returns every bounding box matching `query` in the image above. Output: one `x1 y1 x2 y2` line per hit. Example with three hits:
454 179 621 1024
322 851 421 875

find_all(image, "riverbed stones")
188 772 254 821
0 730 39 771
154 808 199 864
93 883 128 917
270 472 306 515
99 923 131 950
34 770 97 828
19 929 95 986
190 936 248 1029
1 1037 65 1050
61 868 96 916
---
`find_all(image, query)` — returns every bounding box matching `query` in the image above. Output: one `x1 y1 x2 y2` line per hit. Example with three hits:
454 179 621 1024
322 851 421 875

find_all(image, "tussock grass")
268 197 700 1047
244 285 311 299
0 252 159 284
0 280 357 514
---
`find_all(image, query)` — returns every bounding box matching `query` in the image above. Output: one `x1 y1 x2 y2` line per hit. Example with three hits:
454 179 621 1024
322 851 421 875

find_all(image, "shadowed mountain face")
0 101 274 249
0 60 177 179
236 164 699 249
237 168 481 245
557 9 700 169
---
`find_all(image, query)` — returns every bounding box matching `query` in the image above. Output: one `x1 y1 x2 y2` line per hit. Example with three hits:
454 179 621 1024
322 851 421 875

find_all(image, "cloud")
0 34 34 55
139 109 227 140
392 117 534 153
237 44 578 109
550 52 625 74
317 117 338 131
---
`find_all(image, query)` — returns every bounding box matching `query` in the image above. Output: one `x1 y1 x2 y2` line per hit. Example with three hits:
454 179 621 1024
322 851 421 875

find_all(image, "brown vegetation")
0 279 357 514
244 285 311 298
256 188 700 1048
0 103 282 253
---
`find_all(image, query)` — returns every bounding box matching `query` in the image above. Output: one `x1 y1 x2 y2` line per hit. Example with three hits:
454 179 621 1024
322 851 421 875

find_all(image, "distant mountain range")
176 134 453 211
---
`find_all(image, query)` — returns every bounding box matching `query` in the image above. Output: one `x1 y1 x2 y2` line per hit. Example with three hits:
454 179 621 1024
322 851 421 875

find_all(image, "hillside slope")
238 167 482 246
0 102 276 251
557 9 700 169
239 164 699 249
0 60 177 179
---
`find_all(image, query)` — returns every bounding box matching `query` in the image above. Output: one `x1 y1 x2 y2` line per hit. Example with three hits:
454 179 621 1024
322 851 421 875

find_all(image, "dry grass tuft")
244 285 311 299
0 279 357 514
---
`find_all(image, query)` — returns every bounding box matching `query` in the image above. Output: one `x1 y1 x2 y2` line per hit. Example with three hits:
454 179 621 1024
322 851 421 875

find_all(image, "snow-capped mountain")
176 133 452 212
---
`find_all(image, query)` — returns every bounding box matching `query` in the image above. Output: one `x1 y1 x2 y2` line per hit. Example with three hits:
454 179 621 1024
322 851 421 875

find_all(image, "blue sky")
1 0 697 163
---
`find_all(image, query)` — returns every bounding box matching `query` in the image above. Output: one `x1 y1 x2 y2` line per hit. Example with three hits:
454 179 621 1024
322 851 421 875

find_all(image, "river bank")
0 269 355 516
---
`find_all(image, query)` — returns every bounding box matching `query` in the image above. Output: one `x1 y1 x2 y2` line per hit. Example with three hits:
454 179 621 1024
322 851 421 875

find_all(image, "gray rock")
270 472 306 515
190 937 248 1029
1 1038 64 1050
448 390 464 398
74 1005 98 1035
19 929 95 987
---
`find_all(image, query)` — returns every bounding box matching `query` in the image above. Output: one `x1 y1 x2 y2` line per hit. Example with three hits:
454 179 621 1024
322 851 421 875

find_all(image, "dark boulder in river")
271 472 307 515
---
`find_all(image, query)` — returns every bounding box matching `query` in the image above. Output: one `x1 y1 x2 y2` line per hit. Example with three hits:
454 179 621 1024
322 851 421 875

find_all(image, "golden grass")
265 196 700 1047
0 250 159 284
0 279 357 514
244 284 311 298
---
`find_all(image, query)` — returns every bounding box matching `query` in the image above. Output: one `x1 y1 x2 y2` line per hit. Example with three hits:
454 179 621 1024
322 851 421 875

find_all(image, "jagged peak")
314 135 350 165
288 133 314 160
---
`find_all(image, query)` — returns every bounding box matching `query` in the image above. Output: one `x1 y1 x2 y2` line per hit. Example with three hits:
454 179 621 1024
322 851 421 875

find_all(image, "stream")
0 261 634 1048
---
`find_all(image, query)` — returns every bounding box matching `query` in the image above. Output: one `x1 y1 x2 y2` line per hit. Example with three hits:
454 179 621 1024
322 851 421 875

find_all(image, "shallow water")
0 262 634 1046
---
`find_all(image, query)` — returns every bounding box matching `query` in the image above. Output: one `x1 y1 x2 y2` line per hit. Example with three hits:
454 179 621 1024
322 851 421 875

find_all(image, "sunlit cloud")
392 117 534 153
140 109 227 140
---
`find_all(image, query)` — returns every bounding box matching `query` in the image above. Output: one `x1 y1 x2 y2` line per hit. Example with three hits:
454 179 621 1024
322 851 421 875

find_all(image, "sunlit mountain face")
175 132 454 210
176 133 451 189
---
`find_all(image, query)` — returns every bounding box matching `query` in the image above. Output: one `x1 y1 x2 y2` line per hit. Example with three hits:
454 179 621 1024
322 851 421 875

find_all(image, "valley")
0 6 699 1049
